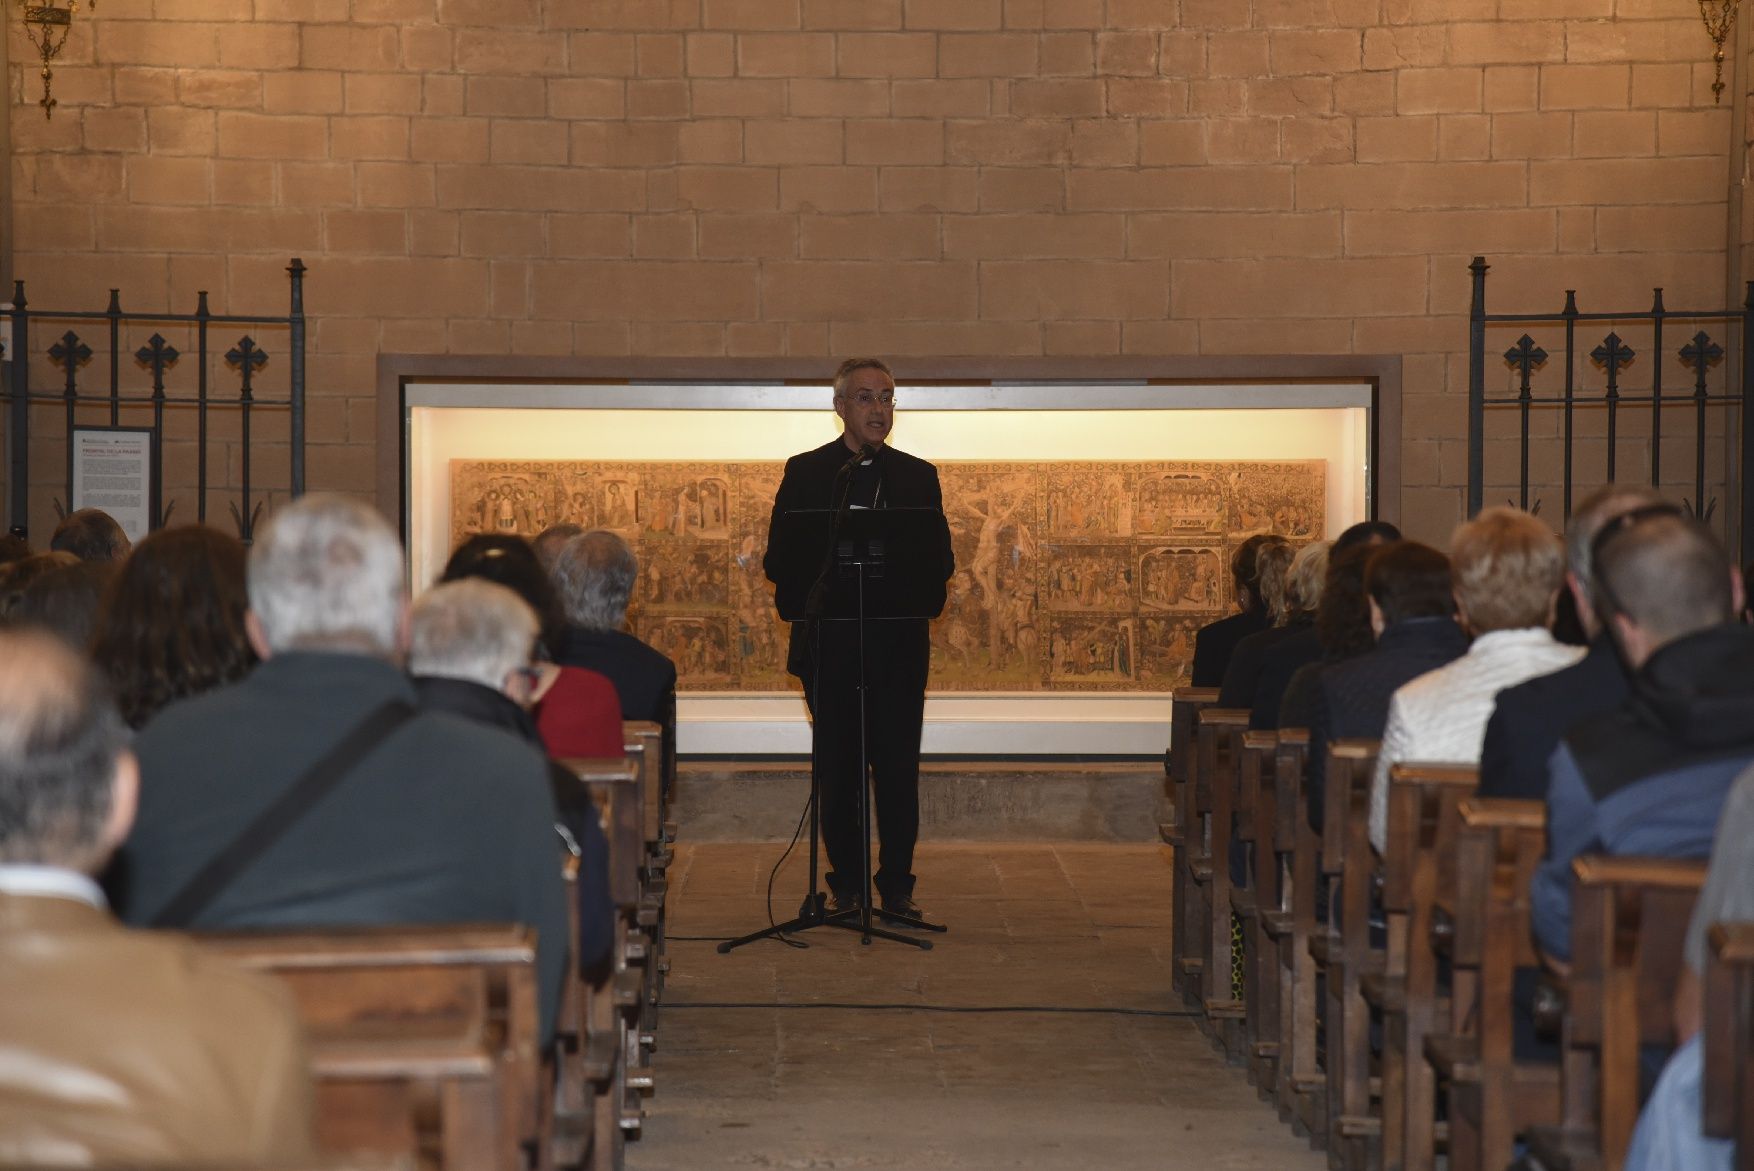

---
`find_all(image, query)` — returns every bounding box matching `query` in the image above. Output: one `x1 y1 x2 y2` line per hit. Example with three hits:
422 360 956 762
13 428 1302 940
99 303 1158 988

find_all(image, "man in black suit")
764 358 954 921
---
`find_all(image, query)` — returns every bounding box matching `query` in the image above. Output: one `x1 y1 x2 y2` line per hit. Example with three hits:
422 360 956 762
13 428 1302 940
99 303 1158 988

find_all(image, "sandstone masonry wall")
1 0 1739 542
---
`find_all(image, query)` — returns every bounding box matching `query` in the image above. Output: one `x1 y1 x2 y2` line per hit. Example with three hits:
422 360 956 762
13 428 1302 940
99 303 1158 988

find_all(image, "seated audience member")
1477 485 1661 800
49 508 131 563
533 522 584 573
1190 532 1284 687
408 579 614 974
0 629 315 1165
1622 759 1754 1171
1308 541 1466 831
0 531 30 567
1275 520 1403 730
0 551 77 619
1531 511 1754 963
89 526 256 729
9 558 116 650
550 530 678 776
1249 539 1331 728
1367 508 1579 852
1216 537 1297 707
441 533 623 759
114 494 570 1045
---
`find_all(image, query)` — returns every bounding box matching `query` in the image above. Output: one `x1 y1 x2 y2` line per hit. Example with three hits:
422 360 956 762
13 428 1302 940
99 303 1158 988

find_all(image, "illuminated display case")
391 363 1389 757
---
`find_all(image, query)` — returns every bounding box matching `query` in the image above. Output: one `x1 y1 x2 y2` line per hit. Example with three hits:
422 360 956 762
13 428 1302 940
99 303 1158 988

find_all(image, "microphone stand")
720 444 933 953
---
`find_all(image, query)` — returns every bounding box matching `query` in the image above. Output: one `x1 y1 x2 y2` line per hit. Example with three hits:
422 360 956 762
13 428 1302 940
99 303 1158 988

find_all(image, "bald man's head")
0 629 134 872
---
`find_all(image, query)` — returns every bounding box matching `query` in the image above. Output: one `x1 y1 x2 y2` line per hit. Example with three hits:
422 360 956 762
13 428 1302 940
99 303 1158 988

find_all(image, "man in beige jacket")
0 628 317 1166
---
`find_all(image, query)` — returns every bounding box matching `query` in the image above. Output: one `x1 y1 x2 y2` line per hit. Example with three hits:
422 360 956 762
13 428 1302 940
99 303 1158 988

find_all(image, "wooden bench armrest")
1388 760 1479 787
1571 854 1708 891
1198 706 1252 727
199 923 537 968
1174 687 1220 704
1241 729 1278 751
1458 796 1545 830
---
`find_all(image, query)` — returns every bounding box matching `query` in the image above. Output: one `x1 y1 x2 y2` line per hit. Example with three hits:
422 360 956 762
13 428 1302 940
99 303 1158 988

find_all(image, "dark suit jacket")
763 438 954 685
118 652 570 1047
1306 616 1469 829
1191 607 1270 688
1477 633 1629 801
1251 621 1322 729
552 625 677 725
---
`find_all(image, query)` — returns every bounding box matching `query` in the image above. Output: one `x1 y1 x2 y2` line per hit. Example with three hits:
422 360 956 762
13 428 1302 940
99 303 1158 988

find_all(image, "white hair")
408 579 537 690
248 494 405 656
552 530 637 631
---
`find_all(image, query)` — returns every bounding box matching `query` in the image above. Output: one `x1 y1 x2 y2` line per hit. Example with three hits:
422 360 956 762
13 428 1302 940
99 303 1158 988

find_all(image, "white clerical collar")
0 865 107 910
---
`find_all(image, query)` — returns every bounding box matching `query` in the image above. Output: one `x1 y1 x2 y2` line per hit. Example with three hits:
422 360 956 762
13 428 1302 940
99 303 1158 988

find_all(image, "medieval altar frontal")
451 458 1325 694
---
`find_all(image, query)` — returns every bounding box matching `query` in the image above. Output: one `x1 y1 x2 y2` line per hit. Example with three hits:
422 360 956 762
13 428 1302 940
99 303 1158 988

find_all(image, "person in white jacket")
1367 507 1582 852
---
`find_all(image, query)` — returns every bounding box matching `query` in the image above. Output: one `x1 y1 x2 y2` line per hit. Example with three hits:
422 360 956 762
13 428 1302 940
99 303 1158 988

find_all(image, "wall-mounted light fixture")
1700 0 1742 104
18 0 91 119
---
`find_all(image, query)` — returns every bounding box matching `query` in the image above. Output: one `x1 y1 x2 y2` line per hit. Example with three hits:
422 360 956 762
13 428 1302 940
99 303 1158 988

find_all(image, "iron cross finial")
226 336 269 398
134 333 180 398
1502 334 1547 397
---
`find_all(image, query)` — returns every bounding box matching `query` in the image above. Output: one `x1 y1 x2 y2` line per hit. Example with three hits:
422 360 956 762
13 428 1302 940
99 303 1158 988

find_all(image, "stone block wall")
0 0 1740 544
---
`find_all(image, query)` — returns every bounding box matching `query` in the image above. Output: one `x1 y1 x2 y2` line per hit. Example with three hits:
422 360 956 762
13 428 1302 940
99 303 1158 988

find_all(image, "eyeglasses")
512 665 544 693
841 390 895 408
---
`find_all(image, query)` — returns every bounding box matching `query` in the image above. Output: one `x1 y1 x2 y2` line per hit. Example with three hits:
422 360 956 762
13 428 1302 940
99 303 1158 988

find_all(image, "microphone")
859 443 879 462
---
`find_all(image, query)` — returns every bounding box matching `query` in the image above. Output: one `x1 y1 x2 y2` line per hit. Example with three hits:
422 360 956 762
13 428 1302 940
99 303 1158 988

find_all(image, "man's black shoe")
880 894 928 924
828 890 863 915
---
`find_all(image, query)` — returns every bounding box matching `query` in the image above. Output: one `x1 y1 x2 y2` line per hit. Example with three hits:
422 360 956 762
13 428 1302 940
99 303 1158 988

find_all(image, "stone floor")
628 841 1324 1170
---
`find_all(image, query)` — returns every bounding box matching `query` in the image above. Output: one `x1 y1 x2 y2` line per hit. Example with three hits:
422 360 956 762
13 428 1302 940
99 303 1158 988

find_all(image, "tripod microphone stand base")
716 891 939 953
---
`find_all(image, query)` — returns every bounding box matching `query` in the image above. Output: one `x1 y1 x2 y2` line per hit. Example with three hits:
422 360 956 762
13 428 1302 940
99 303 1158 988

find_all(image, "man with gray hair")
409 578 615 974
0 629 316 1163
550 529 677 748
533 522 584 573
115 494 571 1045
1477 484 1667 800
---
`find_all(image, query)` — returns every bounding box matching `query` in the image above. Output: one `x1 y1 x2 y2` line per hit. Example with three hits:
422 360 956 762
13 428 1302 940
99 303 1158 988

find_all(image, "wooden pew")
1367 760 1477 1171
1194 706 1252 1039
198 924 543 1171
1423 798 1555 1171
622 721 670 1022
1167 686 1219 1007
1270 728 1326 1139
1703 921 1754 1166
1525 856 1707 1171
1319 738 1382 1166
1239 728 1284 1090
562 754 656 1169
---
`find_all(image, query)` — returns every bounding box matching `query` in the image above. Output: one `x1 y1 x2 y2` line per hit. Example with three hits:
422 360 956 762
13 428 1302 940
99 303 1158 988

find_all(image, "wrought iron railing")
1467 255 1752 559
1 258 306 542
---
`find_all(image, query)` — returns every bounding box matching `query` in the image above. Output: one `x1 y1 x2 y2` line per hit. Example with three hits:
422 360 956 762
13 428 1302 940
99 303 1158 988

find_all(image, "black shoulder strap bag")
150 699 416 929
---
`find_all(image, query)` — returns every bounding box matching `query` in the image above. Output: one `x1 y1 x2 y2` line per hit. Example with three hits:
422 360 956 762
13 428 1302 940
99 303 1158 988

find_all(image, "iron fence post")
196 290 209 524
1742 281 1754 562
7 282 28 537
288 258 306 498
1468 256 1488 518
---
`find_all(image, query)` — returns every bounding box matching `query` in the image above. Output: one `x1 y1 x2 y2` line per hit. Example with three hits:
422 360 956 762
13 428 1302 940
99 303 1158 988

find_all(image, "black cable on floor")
662 1000 1200 1018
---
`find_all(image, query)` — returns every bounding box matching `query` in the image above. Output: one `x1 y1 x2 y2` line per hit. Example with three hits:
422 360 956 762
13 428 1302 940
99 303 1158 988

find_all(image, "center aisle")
629 842 1325 1170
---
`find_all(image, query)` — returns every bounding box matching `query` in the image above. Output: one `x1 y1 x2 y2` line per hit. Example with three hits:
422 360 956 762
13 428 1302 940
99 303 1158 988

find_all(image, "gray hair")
1287 540 1331 613
533 523 584 573
248 494 405 656
0 629 130 869
409 579 538 690
832 357 893 399
552 530 637 631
